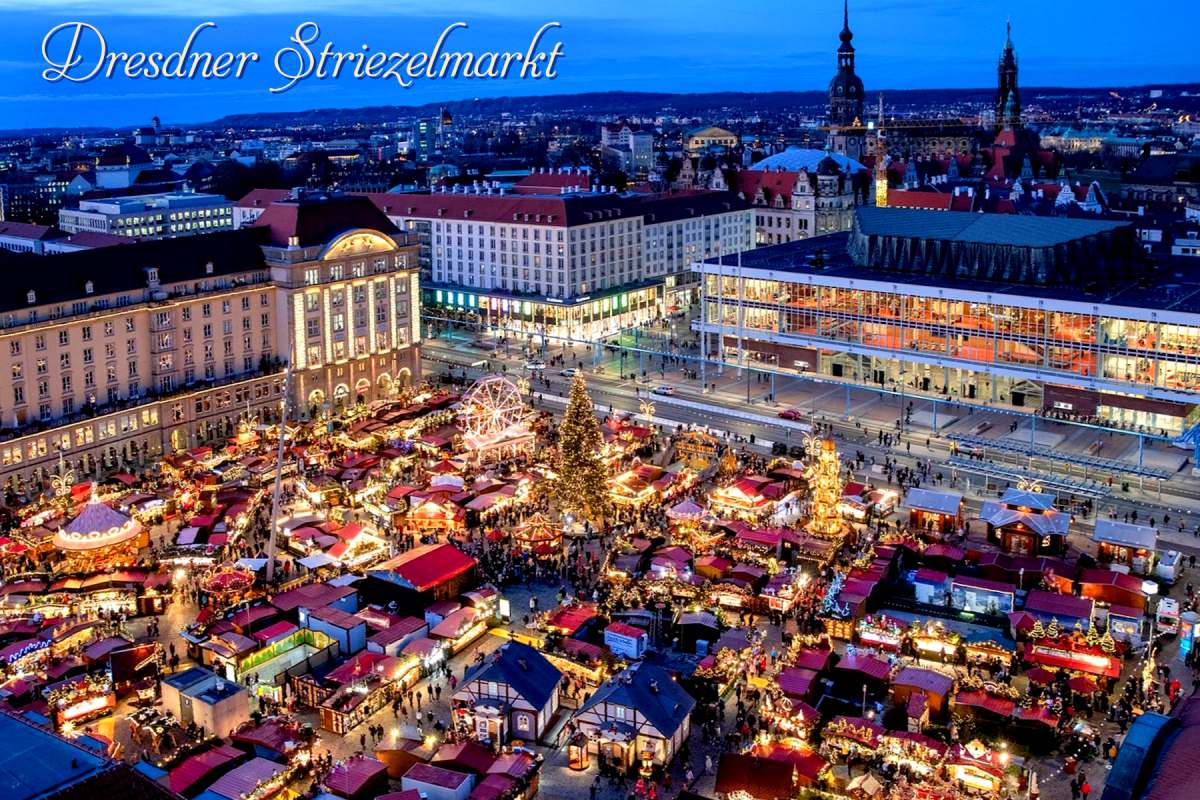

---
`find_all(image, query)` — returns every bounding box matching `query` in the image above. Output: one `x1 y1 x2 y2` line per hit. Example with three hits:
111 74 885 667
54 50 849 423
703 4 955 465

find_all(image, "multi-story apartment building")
695 207 1200 439
59 191 234 239
0 192 419 495
600 123 655 175
369 188 753 340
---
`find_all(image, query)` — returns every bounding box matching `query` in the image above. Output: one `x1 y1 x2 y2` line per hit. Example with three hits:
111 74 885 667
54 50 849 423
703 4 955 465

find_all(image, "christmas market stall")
878 729 949 777
1092 519 1157 574
821 715 883 760
47 673 116 729
856 614 906 652
1077 569 1148 613
891 667 954 720
1023 590 1095 630
709 475 788 520
979 485 1069 557
908 619 969 663
904 488 964 537
318 652 421 734
946 740 1009 796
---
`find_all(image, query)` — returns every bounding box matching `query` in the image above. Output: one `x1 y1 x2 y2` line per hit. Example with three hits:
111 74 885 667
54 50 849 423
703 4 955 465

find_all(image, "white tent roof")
298 552 337 570
1093 519 1157 551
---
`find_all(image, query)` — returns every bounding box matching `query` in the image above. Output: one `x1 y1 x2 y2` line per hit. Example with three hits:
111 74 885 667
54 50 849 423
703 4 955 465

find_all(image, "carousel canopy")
52 493 142 552
666 498 704 520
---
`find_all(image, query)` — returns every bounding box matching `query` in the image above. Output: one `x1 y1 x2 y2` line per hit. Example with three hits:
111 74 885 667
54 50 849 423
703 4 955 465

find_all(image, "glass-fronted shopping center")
695 208 1200 436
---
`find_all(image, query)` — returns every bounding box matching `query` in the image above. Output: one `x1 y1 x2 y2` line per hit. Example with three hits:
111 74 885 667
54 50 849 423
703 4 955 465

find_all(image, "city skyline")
1 0 1196 129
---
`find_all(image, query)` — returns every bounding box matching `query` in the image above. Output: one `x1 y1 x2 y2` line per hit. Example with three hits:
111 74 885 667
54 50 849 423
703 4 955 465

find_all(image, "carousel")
52 487 146 572
512 512 563 557
198 565 257 611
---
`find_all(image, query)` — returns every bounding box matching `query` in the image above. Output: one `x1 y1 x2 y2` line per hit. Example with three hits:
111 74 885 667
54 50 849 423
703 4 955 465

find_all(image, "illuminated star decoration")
639 398 655 423
51 448 76 499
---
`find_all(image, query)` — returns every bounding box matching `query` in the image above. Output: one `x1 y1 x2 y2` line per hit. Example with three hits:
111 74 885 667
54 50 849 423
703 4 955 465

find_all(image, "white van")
1155 550 1183 585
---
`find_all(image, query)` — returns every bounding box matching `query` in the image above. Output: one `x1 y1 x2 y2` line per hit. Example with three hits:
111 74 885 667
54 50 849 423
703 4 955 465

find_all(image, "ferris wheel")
461 375 526 441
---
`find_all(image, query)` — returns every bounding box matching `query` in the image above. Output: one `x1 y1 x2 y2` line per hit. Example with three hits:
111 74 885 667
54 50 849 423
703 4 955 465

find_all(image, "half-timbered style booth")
452 641 563 744
573 662 696 774
979 486 1069 556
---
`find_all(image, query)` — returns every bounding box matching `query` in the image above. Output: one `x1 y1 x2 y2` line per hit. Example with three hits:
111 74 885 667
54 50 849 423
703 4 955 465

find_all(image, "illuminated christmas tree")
553 372 612 524
1030 618 1046 639
805 437 848 539
1099 624 1116 654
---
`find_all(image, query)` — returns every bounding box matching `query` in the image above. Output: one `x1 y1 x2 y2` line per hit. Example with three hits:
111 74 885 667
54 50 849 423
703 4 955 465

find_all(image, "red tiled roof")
0 221 61 241
776 667 818 699
715 753 796 798
432 739 497 776
309 605 364 630
252 621 297 644
605 622 646 640
792 647 832 672
469 774 515 800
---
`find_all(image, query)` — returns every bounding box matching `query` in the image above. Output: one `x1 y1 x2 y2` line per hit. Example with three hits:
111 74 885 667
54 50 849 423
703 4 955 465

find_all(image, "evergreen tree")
554 373 611 524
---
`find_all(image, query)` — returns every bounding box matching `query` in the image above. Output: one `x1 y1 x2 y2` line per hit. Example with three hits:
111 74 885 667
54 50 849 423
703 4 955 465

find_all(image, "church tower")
828 0 864 128
995 20 1022 132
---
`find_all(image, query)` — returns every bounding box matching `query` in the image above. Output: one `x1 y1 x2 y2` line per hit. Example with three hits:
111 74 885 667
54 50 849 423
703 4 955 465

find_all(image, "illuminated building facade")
696 207 1200 436
373 188 752 339
0 192 420 493
254 193 421 418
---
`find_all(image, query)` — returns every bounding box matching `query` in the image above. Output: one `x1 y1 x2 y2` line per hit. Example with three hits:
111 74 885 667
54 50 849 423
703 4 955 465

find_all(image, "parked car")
524 360 546 370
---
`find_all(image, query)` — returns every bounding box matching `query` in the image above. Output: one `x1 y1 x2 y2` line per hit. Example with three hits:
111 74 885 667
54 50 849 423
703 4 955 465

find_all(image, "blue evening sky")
0 0 1195 130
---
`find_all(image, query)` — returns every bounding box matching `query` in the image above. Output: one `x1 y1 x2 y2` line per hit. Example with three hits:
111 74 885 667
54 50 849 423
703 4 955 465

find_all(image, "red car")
778 408 804 421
